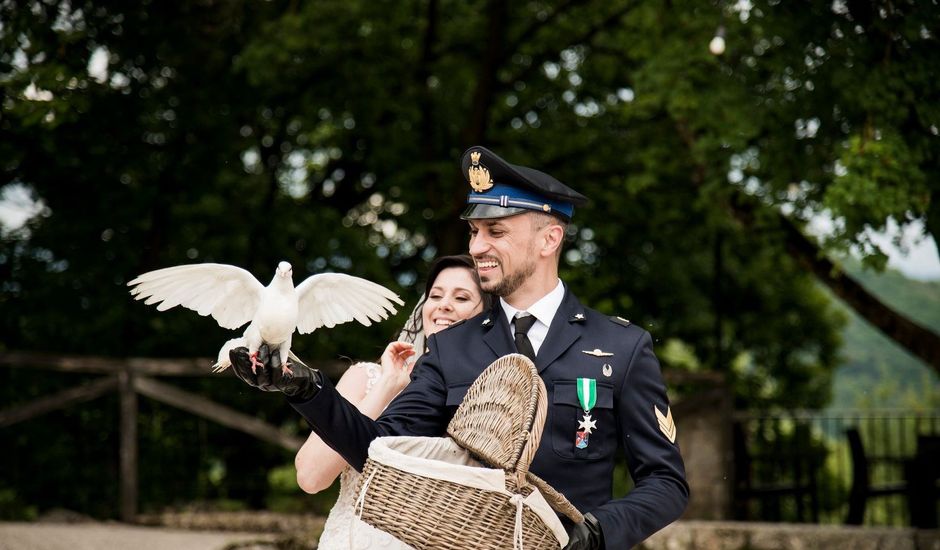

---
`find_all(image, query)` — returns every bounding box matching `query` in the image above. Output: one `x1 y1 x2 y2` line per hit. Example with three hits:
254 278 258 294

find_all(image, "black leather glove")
563 513 604 550
229 344 322 401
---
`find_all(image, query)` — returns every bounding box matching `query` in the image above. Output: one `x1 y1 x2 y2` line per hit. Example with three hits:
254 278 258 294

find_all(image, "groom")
231 146 688 549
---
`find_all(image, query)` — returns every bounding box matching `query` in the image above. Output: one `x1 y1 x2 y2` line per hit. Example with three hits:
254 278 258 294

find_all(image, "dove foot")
250 352 262 374
281 363 294 377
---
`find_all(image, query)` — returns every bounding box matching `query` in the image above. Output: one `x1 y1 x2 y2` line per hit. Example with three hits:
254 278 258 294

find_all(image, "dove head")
276 261 293 280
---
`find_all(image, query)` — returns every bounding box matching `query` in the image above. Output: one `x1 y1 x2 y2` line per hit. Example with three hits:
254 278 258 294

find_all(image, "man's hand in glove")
563 513 604 550
229 344 322 401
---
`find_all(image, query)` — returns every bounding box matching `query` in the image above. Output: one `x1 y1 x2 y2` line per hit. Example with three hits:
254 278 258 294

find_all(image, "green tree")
1 0 938 517
6 0 938 406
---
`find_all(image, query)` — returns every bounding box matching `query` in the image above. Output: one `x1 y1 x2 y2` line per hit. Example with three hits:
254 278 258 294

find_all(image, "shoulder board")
609 316 631 328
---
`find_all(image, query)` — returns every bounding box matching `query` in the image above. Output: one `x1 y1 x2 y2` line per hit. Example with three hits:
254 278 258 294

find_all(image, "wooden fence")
0 351 725 523
0 351 349 522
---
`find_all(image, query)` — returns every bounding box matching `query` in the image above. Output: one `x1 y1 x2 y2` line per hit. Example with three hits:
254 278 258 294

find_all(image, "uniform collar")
499 278 565 328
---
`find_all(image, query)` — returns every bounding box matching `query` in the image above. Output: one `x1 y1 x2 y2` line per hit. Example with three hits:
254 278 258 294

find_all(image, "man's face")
468 214 538 297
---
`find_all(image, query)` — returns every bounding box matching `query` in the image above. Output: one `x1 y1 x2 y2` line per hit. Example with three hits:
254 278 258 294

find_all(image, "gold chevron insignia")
468 150 494 192
582 348 614 357
655 405 677 444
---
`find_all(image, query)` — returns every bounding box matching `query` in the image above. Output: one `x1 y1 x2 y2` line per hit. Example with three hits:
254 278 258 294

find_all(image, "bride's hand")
377 341 416 394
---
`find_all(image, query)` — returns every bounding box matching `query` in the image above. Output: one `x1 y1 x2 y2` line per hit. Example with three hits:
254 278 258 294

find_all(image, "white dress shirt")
500 279 565 356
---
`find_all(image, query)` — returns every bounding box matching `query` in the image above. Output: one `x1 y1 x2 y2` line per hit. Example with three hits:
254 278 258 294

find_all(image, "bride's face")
421 267 484 337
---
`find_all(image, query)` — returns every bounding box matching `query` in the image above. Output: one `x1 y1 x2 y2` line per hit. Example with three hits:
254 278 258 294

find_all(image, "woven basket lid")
446 354 583 523
447 354 545 473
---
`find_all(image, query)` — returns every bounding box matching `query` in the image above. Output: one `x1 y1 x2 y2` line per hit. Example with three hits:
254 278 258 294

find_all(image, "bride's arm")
294 342 415 494
355 341 415 418
294 365 371 494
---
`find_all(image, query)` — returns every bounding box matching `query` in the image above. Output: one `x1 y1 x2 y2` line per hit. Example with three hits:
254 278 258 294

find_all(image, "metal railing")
732 409 940 526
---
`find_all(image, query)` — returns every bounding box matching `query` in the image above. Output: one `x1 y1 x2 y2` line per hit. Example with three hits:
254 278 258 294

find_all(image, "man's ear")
540 223 565 258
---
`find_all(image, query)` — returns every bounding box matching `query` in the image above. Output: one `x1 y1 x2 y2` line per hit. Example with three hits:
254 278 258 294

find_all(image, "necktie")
514 313 537 363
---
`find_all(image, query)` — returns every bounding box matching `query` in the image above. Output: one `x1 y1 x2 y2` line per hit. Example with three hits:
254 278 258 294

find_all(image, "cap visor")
460 204 529 220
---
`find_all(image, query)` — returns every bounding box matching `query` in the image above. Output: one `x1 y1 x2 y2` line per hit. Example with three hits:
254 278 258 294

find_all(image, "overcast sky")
867 220 940 281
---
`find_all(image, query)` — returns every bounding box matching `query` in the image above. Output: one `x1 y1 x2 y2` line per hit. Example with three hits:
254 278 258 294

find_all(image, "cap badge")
468 151 494 193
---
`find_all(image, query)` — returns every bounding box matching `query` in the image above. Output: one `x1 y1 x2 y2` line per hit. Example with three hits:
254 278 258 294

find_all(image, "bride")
294 255 491 549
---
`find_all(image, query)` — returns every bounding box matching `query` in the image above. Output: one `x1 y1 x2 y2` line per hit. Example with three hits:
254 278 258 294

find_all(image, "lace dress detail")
316 363 415 550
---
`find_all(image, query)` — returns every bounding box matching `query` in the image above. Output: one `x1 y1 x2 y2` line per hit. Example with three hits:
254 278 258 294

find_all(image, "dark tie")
514 313 537 363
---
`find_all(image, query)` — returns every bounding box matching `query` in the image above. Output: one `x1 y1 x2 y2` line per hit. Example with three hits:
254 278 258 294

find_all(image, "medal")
575 377 597 449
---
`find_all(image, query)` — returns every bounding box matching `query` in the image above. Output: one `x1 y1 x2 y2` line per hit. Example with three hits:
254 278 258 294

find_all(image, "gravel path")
0 522 279 550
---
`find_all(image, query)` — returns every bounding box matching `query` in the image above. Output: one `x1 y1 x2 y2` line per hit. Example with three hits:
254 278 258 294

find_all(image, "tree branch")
723 189 940 372
775 208 940 371
500 2 638 95
674 120 940 373
504 0 593 62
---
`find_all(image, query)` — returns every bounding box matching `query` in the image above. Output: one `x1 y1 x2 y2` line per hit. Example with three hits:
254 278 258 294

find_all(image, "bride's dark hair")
398 254 492 344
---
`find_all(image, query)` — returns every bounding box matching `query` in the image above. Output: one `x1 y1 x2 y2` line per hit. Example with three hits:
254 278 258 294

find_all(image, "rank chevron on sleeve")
654 405 677 444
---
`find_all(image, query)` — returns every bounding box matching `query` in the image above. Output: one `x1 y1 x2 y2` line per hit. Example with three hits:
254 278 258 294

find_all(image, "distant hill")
827 261 940 410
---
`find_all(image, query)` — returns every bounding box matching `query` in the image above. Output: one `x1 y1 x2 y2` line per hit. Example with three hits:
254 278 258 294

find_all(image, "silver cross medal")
575 378 597 450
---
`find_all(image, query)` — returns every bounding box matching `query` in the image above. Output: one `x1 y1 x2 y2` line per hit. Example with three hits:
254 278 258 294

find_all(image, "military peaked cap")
459 146 588 221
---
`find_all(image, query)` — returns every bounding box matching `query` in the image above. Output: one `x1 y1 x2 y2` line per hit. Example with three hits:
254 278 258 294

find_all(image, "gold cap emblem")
468 150 494 193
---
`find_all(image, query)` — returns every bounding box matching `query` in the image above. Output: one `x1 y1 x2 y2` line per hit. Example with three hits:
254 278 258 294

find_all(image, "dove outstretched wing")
128 263 265 330
294 273 404 334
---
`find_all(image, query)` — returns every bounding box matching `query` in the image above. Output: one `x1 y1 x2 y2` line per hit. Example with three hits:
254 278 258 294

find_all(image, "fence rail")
732 409 940 527
0 350 360 521
4 350 938 527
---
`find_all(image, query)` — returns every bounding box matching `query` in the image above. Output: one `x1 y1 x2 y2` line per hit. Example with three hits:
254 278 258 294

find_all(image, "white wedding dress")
315 362 416 550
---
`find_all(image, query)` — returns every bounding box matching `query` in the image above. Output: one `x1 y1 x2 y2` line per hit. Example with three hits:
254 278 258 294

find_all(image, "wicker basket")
353 354 582 549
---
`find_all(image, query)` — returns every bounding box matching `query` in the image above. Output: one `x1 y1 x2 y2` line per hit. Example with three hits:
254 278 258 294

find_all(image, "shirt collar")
500 279 565 328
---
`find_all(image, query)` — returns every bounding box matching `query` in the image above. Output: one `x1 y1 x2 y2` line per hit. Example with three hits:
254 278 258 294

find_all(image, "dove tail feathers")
212 336 247 373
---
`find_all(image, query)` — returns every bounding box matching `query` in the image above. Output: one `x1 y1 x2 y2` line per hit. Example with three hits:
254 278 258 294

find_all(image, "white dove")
128 261 403 374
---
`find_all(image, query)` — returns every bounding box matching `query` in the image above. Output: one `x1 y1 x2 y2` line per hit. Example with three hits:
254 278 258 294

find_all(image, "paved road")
0 522 279 550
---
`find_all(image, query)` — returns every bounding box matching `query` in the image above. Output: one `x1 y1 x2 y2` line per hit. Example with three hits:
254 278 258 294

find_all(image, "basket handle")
511 375 547 479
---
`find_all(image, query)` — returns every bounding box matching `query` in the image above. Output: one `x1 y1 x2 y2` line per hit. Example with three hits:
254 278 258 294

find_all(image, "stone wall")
669 372 734 520
640 521 940 550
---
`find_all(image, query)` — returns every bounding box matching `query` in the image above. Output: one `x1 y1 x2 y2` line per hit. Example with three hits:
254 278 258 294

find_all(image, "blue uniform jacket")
291 286 689 549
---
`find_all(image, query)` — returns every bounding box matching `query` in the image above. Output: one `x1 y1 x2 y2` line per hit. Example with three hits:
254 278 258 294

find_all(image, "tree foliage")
1 0 938 517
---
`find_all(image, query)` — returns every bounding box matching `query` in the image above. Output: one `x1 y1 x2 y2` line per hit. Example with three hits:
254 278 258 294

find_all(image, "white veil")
395 298 426 363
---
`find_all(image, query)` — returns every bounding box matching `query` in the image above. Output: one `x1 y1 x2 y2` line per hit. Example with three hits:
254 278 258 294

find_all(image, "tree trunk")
440 0 509 256
777 211 940 372
726 189 940 372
